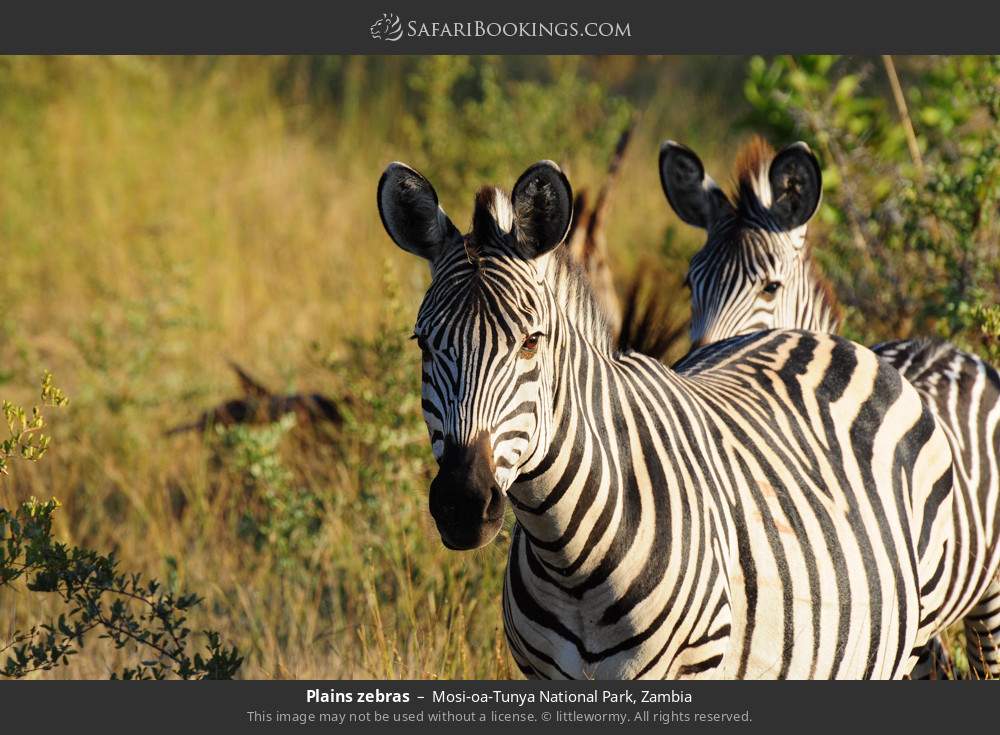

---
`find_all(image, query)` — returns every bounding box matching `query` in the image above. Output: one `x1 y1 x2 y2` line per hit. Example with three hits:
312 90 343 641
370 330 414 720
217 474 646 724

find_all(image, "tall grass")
0 56 744 678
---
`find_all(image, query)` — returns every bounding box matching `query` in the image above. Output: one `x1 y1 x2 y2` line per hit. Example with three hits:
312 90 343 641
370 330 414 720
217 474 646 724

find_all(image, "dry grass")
0 56 498 678
7 55 974 682
0 56 733 679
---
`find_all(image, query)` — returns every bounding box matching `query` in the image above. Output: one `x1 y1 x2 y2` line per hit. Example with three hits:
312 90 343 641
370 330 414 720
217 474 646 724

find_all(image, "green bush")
1 375 242 679
744 55 1000 352
0 371 66 475
218 414 326 573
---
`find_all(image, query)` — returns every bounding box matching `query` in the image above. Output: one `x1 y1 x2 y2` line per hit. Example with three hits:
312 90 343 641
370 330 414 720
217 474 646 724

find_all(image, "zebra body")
507 329 954 679
659 137 1000 677
378 159 956 679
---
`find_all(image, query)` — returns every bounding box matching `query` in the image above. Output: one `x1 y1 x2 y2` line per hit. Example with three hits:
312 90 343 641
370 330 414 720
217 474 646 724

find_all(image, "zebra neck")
508 319 703 586
796 253 841 333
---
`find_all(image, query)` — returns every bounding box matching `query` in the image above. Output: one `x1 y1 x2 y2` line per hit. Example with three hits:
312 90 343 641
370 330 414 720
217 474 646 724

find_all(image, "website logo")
368 15 632 43
370 13 403 42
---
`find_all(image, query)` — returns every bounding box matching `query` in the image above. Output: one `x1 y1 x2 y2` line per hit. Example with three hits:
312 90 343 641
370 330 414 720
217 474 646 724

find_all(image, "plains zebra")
378 159 957 679
659 137 1000 678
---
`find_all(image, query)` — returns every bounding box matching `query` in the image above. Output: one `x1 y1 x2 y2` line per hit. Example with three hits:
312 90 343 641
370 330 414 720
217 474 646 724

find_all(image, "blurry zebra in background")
659 137 1000 678
563 118 687 363
378 158 957 679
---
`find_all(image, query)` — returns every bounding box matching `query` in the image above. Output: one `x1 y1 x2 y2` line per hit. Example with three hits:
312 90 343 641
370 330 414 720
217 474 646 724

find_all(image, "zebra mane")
729 136 842 331
810 267 843 331
731 135 777 213
467 186 514 260
548 243 617 352
477 186 514 232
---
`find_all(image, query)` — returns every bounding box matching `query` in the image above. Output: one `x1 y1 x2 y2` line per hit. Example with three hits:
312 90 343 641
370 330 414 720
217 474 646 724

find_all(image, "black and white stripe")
660 137 1000 679
379 159 956 679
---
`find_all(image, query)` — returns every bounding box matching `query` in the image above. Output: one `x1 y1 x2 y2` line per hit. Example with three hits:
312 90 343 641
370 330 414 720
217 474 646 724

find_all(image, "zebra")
658 136 1000 678
378 158 957 678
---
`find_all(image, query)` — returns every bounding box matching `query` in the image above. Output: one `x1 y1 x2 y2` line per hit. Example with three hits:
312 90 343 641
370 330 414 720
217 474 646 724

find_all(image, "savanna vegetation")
1 56 997 679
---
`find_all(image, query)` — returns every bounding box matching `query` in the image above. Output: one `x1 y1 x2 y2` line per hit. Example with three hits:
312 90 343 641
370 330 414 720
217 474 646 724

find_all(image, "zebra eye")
519 332 542 359
762 281 782 297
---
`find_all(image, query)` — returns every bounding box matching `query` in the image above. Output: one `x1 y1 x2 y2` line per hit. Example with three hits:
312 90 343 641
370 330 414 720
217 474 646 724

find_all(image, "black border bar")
1 679 995 734
2 0 999 54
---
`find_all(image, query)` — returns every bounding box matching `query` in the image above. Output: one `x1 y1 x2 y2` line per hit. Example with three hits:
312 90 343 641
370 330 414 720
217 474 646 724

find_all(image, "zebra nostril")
485 486 504 520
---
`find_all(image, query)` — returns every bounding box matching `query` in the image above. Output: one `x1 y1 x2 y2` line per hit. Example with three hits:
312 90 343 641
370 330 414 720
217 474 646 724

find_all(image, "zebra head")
378 161 573 550
659 138 835 348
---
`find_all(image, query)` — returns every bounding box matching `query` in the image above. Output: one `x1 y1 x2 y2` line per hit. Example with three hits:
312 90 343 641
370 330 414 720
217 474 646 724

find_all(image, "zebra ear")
768 142 822 235
511 161 574 259
659 141 732 229
377 162 459 259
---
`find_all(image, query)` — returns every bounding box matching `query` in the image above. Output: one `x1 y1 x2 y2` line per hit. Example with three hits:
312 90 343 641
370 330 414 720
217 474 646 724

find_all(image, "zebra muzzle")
429 432 506 550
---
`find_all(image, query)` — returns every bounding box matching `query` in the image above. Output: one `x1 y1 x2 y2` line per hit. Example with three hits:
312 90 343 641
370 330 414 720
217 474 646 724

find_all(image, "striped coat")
659 137 1000 678
379 159 956 679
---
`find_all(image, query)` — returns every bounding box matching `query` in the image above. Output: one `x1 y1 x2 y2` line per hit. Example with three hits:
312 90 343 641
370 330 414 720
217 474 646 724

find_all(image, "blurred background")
1 55 998 678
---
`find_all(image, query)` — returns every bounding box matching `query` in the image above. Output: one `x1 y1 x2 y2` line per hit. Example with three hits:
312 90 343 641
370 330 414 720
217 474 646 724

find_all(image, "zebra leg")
908 636 954 680
964 580 1000 679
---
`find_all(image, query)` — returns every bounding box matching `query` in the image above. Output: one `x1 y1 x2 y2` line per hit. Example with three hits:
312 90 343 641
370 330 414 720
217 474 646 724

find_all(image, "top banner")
3 0 1000 54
